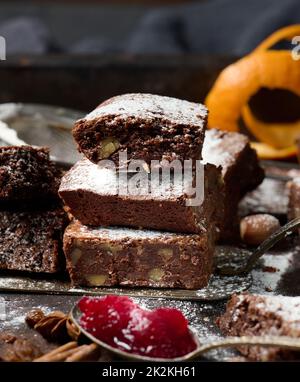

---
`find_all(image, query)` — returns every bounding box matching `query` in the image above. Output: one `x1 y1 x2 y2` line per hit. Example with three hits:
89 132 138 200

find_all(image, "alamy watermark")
97 151 205 207
0 297 6 321
291 36 300 60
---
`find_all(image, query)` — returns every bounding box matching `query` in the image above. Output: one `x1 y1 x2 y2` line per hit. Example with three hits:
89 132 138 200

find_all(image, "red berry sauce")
78 295 197 359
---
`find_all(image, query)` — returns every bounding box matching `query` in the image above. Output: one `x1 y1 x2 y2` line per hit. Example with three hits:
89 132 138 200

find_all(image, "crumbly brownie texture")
0 146 62 201
59 158 224 238
202 129 264 241
63 220 214 290
287 177 300 223
73 93 207 165
217 293 300 361
0 205 68 273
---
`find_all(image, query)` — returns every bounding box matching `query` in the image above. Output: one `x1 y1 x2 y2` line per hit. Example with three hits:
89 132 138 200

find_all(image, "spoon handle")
190 335 300 359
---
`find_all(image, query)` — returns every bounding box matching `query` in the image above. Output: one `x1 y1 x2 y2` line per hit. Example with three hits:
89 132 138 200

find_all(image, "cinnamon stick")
34 341 78 362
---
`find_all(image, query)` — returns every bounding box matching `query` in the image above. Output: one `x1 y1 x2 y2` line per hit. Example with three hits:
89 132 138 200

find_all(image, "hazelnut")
86 274 107 286
99 137 120 159
148 268 164 282
240 214 280 246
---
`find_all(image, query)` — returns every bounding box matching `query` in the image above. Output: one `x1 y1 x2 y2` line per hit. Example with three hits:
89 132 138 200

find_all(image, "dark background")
0 0 299 55
0 0 299 111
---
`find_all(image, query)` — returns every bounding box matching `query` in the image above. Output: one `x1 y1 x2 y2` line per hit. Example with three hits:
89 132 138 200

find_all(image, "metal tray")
0 102 299 361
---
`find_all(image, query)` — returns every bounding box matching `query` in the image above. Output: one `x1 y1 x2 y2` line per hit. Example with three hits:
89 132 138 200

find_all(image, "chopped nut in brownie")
63 220 214 290
73 93 207 165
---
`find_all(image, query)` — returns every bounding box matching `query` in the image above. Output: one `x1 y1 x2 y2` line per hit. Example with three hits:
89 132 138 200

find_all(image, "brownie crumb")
263 266 278 273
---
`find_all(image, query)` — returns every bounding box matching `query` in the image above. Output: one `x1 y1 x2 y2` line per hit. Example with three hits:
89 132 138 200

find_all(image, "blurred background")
0 0 298 110
0 0 299 55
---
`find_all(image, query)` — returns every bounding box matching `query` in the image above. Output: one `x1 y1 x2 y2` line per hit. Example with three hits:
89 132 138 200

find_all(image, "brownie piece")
73 93 207 165
287 177 300 223
0 146 62 201
59 158 224 238
63 220 214 289
202 129 264 241
217 293 300 361
0 204 68 273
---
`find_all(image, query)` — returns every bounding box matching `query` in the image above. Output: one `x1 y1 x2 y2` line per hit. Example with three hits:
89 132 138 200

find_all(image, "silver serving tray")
0 102 83 165
0 102 297 302
0 270 252 302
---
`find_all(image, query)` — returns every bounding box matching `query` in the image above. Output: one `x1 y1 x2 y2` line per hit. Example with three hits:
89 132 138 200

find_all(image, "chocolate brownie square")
63 220 214 289
0 204 68 273
217 293 300 361
73 93 207 165
59 158 224 238
202 129 264 240
0 146 62 201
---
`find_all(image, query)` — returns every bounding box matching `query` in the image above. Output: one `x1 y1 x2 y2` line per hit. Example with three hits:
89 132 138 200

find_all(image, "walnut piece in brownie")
0 146 62 201
0 204 68 273
73 93 207 165
217 293 300 361
63 220 214 290
59 158 224 238
202 129 264 241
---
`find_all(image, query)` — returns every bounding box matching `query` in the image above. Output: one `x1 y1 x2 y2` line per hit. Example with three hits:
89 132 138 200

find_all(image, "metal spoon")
217 217 300 276
71 305 300 361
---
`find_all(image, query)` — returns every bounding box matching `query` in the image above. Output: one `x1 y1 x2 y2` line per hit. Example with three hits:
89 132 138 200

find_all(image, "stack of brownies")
59 93 264 290
0 146 68 273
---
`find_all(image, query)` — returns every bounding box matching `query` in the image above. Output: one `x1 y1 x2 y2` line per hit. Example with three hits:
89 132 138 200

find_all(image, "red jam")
78 295 197 359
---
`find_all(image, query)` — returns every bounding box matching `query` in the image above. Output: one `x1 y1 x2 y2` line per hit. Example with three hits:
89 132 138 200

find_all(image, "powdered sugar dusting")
59 159 119 195
241 214 280 233
251 250 294 294
82 93 207 128
289 178 300 186
202 129 247 175
59 157 201 201
67 220 201 241
240 178 289 216
236 294 300 325
258 295 300 323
